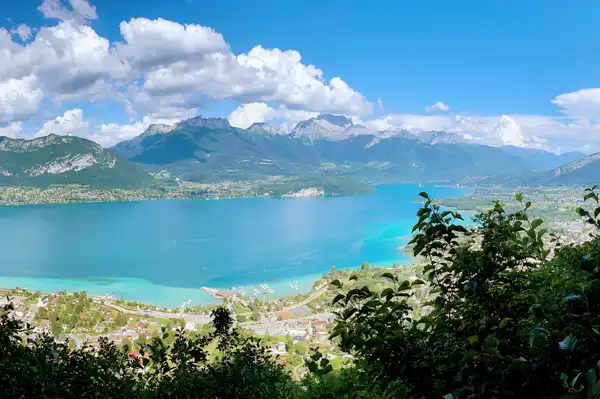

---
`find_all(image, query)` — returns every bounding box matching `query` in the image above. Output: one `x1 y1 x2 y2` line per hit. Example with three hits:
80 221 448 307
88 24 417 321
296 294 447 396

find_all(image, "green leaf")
380 288 394 299
584 192 598 202
499 317 513 329
537 229 546 240
346 289 367 302
411 279 426 286
515 193 523 202
380 272 395 281
349 275 358 281
531 219 544 229
468 335 478 344
332 294 345 305
530 327 549 348
595 207 600 219
330 279 342 289
418 192 429 199
525 201 532 210
558 333 578 351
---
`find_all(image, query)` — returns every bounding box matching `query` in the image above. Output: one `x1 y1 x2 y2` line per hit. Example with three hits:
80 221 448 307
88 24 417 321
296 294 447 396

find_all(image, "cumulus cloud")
227 102 318 130
116 18 371 117
3 1 600 152
11 24 33 41
364 114 455 132
0 4 372 145
0 21 126 101
36 108 89 137
494 115 523 146
0 122 23 138
362 112 600 153
551 88 600 121
117 18 228 71
228 103 277 129
88 111 196 147
425 101 450 112
38 0 98 24
0 76 44 123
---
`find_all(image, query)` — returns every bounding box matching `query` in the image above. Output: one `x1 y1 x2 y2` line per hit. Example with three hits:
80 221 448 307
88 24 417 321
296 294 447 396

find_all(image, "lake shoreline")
0 184 472 308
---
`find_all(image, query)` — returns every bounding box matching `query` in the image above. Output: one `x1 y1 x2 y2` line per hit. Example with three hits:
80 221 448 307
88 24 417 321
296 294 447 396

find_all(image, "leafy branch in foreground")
325 187 600 398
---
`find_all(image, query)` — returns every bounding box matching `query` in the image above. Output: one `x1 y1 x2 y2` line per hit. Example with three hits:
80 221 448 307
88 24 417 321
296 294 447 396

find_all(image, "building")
185 321 196 331
270 342 287 355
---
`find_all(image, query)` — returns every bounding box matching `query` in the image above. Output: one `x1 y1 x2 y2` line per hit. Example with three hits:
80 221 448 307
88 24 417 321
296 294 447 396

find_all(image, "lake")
0 184 470 307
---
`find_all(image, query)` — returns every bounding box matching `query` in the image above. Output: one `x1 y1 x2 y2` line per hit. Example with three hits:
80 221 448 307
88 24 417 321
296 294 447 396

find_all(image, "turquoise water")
0 184 470 307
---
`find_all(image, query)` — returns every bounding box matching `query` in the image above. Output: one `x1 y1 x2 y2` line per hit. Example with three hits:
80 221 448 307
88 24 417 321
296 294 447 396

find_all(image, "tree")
0 304 298 398
114 312 127 327
324 189 600 398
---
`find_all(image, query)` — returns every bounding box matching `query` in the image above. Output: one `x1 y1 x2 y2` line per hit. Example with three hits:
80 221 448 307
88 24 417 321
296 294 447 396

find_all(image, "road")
103 301 213 324
280 286 329 311
100 283 332 327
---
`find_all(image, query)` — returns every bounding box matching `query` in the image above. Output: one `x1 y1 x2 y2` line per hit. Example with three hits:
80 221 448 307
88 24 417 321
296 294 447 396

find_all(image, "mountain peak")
315 114 353 128
418 131 469 145
247 122 285 135
292 114 354 142
141 124 175 137
180 116 231 130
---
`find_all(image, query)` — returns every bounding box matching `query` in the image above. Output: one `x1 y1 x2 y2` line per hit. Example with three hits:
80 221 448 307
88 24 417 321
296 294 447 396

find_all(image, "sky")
2 0 600 153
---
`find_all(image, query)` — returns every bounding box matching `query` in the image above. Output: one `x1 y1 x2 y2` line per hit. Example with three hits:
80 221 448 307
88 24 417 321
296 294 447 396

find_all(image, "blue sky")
2 0 600 152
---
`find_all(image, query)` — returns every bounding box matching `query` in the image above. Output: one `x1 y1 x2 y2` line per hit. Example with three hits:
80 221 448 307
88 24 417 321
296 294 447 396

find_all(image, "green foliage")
0 305 297 398
328 188 600 398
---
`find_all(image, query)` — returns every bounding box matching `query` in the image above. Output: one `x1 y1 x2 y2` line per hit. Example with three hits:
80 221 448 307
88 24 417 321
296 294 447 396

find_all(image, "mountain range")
110 114 588 185
0 113 595 190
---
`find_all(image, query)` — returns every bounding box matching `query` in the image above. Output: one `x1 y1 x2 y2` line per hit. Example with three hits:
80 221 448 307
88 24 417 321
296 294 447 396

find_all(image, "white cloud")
121 19 372 116
11 24 33 41
362 112 598 152
0 8 371 145
228 103 277 129
364 114 455 132
494 115 523 146
0 76 44 123
551 88 600 121
36 108 89 137
89 111 196 147
0 122 22 138
117 18 229 71
227 102 318 130
2 2 600 153
38 0 98 24
425 101 450 112
0 21 126 101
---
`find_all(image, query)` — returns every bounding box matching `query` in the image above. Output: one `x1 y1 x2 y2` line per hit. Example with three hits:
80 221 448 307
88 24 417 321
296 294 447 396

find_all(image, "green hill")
0 135 154 188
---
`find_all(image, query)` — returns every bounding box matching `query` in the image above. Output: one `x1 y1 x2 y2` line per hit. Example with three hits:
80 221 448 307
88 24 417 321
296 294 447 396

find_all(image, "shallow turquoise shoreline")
0 257 407 309
0 185 472 308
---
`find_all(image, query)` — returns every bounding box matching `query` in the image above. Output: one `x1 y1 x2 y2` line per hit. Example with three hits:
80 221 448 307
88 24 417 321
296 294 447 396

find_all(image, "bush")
0 305 298 398
323 188 600 398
